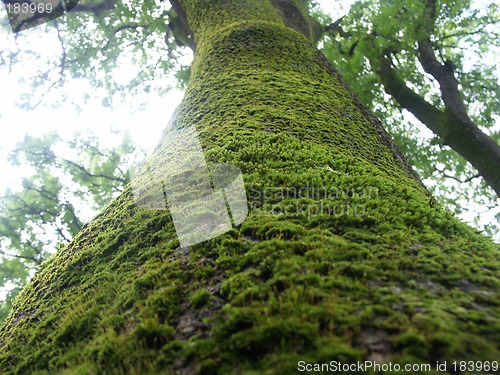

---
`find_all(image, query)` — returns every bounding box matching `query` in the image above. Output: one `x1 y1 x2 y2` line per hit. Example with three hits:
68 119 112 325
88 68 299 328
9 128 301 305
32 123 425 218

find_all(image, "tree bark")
1 1 499 374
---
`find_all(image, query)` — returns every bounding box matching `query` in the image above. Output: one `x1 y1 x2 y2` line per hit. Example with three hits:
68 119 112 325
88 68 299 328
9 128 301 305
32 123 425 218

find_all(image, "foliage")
0 130 137 323
315 0 500 239
0 0 192 110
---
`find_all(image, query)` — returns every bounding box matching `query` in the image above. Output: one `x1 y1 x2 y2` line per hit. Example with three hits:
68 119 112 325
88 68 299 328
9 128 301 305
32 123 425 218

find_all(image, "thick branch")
271 0 323 43
324 17 352 39
377 56 447 136
417 38 471 124
417 0 470 124
376 55 500 197
168 0 196 49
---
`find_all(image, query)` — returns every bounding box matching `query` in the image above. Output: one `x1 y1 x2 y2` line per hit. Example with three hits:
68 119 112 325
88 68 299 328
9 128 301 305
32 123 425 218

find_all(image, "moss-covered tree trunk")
1 1 499 374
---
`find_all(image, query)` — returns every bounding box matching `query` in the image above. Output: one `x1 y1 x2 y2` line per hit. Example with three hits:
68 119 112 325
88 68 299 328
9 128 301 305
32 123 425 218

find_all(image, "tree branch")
417 38 471 124
375 54 500 197
435 167 480 184
25 239 44 257
72 0 118 16
0 249 41 265
323 17 352 39
376 55 447 136
416 0 470 124
60 158 128 184
31 21 66 109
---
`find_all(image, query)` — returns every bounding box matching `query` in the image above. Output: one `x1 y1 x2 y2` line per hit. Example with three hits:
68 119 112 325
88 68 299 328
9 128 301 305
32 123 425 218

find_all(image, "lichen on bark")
0 1 498 374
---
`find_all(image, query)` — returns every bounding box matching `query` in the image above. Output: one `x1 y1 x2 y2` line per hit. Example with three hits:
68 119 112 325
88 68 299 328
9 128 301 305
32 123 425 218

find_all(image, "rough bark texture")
1 1 499 374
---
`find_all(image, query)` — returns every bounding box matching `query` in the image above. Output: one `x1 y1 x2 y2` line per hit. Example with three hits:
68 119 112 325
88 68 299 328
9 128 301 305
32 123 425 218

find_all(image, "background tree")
0 1 498 373
0 130 138 323
317 0 500 237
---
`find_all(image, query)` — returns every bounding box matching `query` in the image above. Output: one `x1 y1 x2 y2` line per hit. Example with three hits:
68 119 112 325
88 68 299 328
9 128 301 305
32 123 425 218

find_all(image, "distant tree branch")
5 182 82 240
54 226 71 243
60 158 128 184
0 249 40 265
31 21 67 109
113 24 149 35
102 23 150 51
72 0 118 16
75 140 107 158
25 240 44 258
435 168 481 184
70 139 129 179
438 22 495 41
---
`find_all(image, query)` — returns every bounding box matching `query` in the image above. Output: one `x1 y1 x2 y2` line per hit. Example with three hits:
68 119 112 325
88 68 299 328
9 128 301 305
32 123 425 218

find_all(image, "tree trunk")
1 1 499 374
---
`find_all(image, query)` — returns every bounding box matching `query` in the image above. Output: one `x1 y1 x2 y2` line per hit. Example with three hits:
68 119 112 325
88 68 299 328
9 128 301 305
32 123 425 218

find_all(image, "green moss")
190 288 212 309
133 318 176 349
